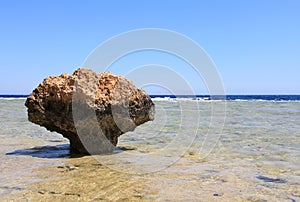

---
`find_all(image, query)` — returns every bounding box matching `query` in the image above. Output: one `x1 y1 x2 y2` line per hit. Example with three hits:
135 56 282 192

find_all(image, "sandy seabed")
5 150 299 202
4 155 150 202
1 99 299 201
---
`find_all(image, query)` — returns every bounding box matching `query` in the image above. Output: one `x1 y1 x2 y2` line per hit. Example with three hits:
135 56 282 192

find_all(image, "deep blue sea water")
150 94 300 101
1 94 300 101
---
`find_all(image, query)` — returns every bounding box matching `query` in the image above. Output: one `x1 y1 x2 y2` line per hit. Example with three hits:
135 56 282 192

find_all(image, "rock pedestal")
25 68 155 154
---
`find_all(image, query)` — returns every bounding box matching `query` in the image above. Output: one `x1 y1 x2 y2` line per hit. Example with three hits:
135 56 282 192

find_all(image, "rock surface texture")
25 68 155 154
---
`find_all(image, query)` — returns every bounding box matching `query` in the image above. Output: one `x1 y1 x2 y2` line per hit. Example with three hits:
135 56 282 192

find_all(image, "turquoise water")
0 98 299 201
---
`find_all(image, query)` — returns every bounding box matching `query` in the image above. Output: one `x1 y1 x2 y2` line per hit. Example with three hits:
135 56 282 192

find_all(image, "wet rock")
25 68 155 154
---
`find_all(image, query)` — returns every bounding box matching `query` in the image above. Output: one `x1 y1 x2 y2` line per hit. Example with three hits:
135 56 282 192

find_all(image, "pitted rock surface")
25 68 155 154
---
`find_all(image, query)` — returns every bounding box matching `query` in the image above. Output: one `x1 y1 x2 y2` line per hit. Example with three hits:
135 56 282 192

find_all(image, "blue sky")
0 0 299 94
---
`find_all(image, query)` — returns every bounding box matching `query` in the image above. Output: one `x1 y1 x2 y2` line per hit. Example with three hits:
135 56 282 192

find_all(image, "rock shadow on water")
5 144 135 159
6 144 72 158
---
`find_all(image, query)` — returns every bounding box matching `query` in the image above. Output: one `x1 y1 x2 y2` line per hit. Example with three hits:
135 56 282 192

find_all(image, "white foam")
0 97 26 100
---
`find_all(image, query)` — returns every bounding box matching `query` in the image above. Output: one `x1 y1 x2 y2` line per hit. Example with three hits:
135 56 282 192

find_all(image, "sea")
0 95 299 201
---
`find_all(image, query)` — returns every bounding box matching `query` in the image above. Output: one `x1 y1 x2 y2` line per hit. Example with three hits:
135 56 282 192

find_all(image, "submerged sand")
5 155 152 202
1 99 299 201
5 150 299 202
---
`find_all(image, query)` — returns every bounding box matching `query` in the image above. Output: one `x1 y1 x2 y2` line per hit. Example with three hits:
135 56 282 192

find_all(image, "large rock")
25 68 155 154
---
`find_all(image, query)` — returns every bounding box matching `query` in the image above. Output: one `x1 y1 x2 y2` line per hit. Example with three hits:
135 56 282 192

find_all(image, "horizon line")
1 94 300 97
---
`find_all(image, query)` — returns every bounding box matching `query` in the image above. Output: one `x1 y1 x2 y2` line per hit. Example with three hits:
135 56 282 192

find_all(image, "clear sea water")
0 95 299 201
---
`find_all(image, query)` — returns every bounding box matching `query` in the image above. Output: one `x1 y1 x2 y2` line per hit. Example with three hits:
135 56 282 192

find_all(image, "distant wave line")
1 94 300 101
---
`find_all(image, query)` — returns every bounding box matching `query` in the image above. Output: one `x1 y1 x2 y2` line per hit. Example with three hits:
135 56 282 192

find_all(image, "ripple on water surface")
0 99 299 201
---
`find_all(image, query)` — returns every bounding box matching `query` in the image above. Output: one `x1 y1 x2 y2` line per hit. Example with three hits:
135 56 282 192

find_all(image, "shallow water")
0 99 69 197
0 98 299 201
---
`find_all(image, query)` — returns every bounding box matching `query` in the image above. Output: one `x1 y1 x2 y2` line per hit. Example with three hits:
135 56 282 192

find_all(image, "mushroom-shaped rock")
25 68 155 154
